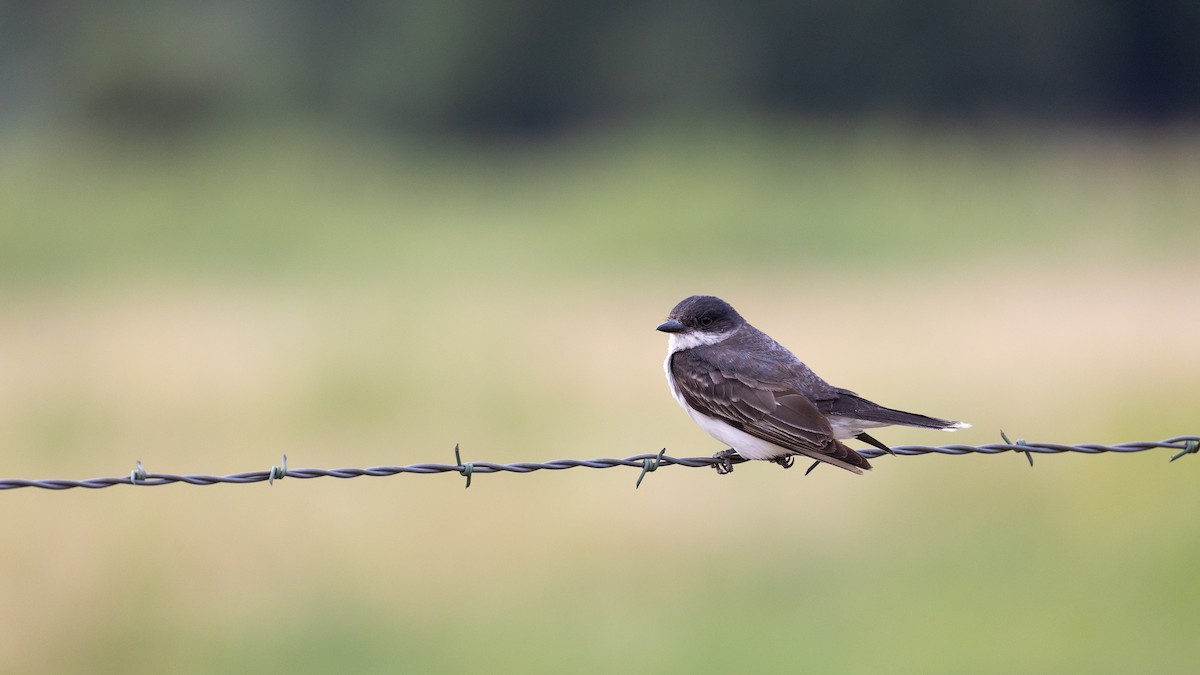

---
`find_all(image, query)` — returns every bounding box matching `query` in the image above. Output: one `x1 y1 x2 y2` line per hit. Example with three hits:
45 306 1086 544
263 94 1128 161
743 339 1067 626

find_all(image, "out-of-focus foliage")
2 0 1199 138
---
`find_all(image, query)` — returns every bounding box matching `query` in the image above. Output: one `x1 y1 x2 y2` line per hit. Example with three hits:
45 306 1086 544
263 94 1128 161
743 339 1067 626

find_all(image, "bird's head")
657 295 744 349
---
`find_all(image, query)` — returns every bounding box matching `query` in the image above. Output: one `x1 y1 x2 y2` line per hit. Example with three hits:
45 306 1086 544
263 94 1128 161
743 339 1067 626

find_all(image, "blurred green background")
2 2 1199 673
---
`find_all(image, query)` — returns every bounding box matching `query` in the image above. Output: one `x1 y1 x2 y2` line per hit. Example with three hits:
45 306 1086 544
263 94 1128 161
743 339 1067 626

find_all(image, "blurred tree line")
1 0 1198 138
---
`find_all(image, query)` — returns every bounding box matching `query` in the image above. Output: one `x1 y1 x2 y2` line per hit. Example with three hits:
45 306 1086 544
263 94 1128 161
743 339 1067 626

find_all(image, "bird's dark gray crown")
666 295 744 333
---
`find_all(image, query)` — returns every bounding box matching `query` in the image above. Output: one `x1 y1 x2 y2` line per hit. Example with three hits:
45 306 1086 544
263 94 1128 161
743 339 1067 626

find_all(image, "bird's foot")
769 455 795 470
712 449 740 475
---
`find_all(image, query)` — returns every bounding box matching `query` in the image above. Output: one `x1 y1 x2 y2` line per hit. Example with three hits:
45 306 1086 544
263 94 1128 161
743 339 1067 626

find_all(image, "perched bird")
657 295 968 474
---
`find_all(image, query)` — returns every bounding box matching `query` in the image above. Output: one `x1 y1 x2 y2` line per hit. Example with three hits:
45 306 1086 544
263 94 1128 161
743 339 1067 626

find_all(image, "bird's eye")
699 314 713 327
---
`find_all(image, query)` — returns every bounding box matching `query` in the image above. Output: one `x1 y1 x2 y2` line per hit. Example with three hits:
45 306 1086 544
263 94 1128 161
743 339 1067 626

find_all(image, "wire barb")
636 448 666 489
1170 438 1199 463
268 455 287 486
454 444 473 488
1001 430 1035 467
0 436 1194 491
130 460 147 485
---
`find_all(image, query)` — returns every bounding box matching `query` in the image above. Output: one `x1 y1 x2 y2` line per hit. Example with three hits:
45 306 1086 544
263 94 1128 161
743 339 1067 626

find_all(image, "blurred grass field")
1 121 1198 673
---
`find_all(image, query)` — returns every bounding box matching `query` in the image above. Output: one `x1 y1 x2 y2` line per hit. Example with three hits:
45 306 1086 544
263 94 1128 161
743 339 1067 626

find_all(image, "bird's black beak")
656 319 685 333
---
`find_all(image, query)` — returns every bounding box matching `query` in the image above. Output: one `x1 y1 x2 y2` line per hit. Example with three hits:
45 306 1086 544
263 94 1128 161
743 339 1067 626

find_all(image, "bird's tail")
862 406 970 431
824 391 970 431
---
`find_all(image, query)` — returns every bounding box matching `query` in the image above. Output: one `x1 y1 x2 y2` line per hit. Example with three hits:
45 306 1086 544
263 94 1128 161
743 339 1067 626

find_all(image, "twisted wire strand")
1 435 1195 491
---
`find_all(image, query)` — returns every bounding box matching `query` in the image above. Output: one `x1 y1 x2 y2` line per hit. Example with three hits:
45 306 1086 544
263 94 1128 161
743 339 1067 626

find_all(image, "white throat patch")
666 329 731 353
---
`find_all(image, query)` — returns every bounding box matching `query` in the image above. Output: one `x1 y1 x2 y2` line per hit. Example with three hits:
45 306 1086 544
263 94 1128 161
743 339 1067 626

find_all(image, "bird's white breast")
681 405 792 460
663 346 790 461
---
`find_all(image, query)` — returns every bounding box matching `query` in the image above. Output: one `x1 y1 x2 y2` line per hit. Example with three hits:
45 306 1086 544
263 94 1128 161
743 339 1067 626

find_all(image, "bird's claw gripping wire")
712 449 739 475
769 455 795 470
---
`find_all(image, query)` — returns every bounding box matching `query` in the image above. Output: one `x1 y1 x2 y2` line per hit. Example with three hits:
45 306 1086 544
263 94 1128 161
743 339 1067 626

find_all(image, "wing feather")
670 350 871 473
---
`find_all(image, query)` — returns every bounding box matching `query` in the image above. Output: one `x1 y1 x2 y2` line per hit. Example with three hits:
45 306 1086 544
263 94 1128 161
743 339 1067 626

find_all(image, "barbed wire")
1 435 1195 492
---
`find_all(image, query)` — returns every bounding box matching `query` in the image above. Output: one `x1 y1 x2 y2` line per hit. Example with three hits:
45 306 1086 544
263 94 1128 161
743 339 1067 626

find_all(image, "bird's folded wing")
671 357 836 455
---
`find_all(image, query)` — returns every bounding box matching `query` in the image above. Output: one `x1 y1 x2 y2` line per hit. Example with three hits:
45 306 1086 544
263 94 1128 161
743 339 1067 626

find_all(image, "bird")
657 295 968 475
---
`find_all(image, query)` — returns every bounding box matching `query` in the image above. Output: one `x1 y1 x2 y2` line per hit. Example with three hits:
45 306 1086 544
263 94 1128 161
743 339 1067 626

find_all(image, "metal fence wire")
2 434 1196 491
